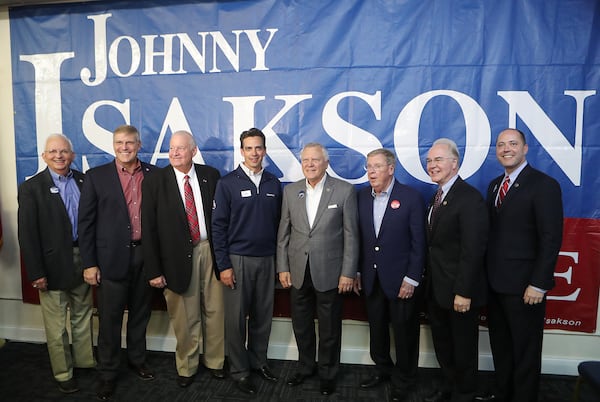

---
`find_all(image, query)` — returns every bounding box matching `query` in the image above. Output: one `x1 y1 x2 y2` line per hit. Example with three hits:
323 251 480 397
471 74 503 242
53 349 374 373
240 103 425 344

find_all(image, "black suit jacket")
18 168 85 290
142 163 221 294
486 164 563 295
78 160 157 281
426 177 488 309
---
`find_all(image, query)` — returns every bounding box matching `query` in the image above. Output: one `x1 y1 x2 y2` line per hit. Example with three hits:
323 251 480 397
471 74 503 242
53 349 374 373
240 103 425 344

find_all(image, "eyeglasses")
44 149 72 156
364 163 390 172
425 157 456 165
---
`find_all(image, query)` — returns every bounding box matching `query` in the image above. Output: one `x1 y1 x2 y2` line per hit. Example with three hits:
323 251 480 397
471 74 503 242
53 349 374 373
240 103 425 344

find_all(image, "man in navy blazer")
18 134 94 394
355 148 426 402
78 125 157 400
142 130 225 388
424 139 488 402
485 128 563 402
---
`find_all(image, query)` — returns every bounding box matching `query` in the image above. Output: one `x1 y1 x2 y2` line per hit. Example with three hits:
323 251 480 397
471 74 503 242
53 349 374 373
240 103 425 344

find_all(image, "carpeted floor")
0 340 588 401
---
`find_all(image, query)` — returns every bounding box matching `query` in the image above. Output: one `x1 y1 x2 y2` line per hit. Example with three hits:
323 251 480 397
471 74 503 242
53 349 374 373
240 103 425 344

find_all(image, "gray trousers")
224 254 275 380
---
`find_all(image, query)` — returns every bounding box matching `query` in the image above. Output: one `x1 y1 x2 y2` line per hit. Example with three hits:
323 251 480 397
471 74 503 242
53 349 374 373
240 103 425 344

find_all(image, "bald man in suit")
143 131 225 388
277 143 359 396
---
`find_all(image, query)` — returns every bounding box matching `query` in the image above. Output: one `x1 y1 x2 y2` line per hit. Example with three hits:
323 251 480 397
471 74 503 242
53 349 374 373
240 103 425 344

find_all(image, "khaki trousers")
164 240 225 377
39 251 95 382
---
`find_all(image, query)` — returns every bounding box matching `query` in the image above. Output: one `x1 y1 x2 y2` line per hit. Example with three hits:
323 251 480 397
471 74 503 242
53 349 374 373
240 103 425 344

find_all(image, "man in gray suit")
277 142 359 396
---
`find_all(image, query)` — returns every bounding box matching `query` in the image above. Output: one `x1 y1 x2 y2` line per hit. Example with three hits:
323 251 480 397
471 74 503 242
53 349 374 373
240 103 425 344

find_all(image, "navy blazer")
142 163 220 294
18 168 85 290
357 180 426 300
426 177 488 309
78 160 156 281
486 164 563 295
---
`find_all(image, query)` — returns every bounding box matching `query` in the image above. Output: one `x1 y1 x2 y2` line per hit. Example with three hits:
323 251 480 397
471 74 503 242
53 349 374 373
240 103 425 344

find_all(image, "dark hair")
240 128 265 148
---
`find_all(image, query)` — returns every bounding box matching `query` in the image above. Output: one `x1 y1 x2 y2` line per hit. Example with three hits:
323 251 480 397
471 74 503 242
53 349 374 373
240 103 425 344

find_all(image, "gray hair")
432 138 459 160
301 142 329 161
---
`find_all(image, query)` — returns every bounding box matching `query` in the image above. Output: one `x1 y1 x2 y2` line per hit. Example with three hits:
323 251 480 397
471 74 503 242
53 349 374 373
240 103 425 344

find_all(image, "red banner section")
543 218 600 332
21 217 599 333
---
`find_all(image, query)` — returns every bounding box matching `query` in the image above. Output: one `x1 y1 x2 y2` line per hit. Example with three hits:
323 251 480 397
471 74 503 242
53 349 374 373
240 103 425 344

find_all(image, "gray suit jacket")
276 174 359 292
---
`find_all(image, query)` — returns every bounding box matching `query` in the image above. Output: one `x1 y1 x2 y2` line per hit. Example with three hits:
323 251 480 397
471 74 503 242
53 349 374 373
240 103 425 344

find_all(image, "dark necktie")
184 175 201 245
496 176 510 208
429 187 443 230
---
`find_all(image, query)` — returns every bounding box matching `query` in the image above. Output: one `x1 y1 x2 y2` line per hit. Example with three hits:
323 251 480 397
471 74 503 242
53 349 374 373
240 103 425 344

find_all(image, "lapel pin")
298 190 305 199
50 186 59 194
390 200 400 209
442 200 448 206
514 183 520 188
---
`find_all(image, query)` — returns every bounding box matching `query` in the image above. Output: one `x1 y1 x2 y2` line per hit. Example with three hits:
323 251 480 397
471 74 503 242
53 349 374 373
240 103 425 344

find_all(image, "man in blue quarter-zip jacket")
212 128 282 395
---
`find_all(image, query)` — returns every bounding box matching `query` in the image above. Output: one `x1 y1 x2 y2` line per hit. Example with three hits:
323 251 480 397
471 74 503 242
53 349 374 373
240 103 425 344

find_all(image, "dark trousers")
488 290 546 402
96 245 153 381
290 268 343 381
224 255 275 380
428 298 479 402
365 275 420 393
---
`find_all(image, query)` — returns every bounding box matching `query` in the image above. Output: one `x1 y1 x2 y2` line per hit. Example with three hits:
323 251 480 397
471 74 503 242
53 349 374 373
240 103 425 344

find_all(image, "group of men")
18 126 562 402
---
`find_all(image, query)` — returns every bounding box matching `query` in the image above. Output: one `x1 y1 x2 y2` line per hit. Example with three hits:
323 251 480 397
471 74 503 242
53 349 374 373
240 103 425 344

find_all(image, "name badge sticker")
328 204 338 209
241 190 252 198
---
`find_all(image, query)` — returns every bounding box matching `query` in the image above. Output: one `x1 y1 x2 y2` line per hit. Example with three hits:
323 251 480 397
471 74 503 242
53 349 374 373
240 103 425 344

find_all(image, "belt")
130 240 142 247
73 240 79 247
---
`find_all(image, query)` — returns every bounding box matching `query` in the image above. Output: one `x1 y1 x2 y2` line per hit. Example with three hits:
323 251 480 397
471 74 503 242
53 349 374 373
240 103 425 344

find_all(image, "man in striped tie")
483 128 563 402
142 131 226 388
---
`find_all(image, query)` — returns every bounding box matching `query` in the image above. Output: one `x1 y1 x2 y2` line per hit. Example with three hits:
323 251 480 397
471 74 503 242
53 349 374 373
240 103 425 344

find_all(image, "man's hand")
397 280 415 299
220 268 236 289
338 275 354 294
83 266 101 286
523 285 544 305
279 272 292 289
31 277 48 292
352 273 362 296
149 275 167 288
454 294 471 313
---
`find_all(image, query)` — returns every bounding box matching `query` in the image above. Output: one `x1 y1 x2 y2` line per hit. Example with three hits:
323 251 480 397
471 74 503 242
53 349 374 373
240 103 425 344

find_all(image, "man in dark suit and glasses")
78 125 157 400
277 142 359 396
143 130 226 388
354 148 426 402
18 134 95 394
423 138 488 402
485 128 563 402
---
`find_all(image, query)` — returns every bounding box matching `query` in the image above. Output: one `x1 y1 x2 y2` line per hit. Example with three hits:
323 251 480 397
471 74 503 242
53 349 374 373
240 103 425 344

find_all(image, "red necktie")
429 187 443 230
496 176 510 208
184 175 201 245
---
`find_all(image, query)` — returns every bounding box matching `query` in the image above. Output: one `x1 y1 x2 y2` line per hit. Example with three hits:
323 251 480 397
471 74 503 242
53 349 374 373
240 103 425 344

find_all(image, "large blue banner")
10 0 600 331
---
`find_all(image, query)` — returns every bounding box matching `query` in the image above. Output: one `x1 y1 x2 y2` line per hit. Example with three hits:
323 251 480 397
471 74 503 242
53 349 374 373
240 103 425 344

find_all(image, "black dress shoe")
253 366 278 382
474 393 498 401
209 368 226 379
360 374 390 388
57 378 79 393
320 379 336 396
96 380 115 401
128 363 155 381
235 376 257 394
286 371 315 386
177 375 195 388
424 389 451 402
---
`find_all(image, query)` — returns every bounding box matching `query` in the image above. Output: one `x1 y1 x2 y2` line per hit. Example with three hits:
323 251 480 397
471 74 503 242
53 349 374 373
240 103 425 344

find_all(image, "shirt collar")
48 168 73 181
371 178 395 198
115 158 141 174
440 174 459 195
505 160 528 182
306 174 326 191
239 163 263 178
173 164 196 182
